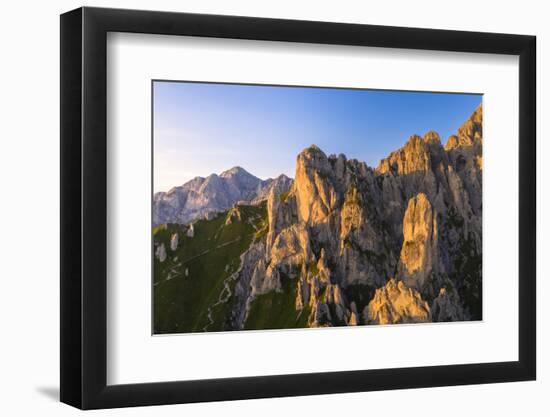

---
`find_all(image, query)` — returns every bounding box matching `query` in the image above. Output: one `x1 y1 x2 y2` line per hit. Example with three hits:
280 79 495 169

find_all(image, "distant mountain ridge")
153 167 292 225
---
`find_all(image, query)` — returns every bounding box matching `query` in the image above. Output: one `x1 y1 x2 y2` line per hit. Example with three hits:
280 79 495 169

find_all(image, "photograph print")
152 81 482 334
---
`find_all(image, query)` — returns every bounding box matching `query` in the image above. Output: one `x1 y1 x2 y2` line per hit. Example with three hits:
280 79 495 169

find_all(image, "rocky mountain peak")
153 167 292 226
220 166 254 179
376 134 434 175
297 145 332 174
304 143 322 153
423 130 441 144
201 173 222 188
275 173 292 181
294 145 337 224
445 103 483 151
365 278 431 325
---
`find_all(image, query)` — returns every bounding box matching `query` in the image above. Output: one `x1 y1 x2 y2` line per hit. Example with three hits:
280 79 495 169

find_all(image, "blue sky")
153 81 481 192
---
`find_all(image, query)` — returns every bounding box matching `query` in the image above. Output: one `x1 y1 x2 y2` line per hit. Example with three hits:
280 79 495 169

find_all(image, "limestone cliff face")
445 105 482 151
431 287 466 322
397 193 440 292
228 104 483 328
365 279 431 325
294 145 339 225
377 134 433 176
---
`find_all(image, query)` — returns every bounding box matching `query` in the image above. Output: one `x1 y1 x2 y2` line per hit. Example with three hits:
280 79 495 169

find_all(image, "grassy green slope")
244 275 310 330
153 203 267 334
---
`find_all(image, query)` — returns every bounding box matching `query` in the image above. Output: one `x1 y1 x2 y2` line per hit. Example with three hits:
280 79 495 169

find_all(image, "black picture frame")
60 6 536 410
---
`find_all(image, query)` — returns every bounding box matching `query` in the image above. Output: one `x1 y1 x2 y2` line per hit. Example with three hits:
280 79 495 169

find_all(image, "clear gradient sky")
153 81 481 192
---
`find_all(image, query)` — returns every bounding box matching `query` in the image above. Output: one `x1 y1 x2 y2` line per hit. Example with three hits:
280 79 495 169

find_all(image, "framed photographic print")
60 7 536 409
